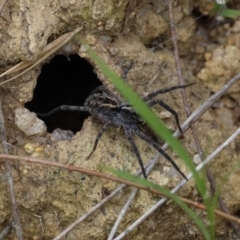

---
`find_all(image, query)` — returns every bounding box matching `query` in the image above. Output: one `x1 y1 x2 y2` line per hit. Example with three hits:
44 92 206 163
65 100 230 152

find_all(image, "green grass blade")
213 2 240 19
220 8 240 18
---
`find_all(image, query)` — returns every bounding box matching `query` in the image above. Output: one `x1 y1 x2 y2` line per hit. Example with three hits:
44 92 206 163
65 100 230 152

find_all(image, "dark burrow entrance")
25 54 102 134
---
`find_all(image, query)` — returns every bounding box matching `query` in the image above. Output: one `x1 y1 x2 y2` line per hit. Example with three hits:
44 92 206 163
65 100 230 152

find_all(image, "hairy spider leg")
86 121 110 160
124 126 148 178
37 105 112 162
142 83 195 102
118 83 195 108
147 99 183 135
37 103 117 130
37 105 90 117
133 126 187 180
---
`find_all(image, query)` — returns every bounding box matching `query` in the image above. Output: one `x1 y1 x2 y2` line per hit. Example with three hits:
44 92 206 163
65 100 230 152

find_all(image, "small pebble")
159 111 172 119
15 108 46 136
193 154 201 165
50 128 74 142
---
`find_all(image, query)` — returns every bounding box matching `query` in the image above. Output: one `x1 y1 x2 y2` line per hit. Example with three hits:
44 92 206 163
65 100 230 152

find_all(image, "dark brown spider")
37 83 194 179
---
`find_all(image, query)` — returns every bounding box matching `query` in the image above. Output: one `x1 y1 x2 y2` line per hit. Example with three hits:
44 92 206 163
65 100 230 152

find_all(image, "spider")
37 83 194 179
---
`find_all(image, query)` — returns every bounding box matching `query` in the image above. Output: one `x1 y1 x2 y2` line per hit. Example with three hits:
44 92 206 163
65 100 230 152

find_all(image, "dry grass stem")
0 27 82 86
0 96 22 240
0 0 7 16
0 223 12 240
0 153 239 226
107 188 139 240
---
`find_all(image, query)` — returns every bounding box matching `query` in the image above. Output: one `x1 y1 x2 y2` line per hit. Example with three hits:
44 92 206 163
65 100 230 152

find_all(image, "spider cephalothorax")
37 83 194 179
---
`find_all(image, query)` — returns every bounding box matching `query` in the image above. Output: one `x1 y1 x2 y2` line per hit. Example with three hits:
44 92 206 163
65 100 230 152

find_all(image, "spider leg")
147 99 183 136
86 122 110 160
142 83 195 102
124 126 147 178
118 83 195 108
37 105 90 117
133 126 187 180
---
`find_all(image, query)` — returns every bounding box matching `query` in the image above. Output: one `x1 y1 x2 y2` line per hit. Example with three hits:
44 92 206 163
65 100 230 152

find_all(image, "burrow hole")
25 54 102 134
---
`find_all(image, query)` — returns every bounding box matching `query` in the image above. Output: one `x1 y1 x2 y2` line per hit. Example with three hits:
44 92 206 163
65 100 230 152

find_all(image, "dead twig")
0 27 83 86
0 223 12 240
0 0 7 16
107 143 159 240
167 0 240 236
0 95 22 240
0 153 239 227
107 188 138 240
107 163 156 240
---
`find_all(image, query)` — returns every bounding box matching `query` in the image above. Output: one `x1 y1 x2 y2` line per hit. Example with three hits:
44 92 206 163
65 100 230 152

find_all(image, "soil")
0 0 240 239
